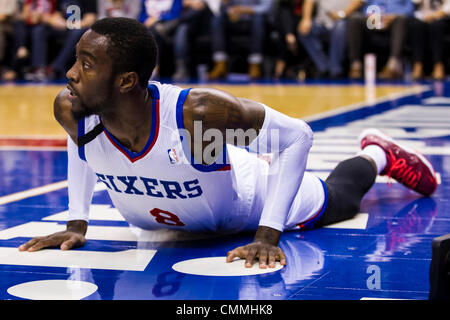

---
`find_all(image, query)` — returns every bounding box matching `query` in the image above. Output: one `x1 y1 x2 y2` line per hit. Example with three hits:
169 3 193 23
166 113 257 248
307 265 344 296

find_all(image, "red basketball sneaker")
359 128 438 196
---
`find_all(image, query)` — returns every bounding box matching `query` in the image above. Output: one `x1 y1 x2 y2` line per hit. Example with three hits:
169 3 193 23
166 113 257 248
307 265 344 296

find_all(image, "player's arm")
184 88 313 268
19 90 96 252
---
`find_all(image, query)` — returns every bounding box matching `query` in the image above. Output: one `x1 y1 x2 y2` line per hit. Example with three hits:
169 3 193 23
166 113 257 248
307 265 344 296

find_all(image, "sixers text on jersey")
95 173 203 199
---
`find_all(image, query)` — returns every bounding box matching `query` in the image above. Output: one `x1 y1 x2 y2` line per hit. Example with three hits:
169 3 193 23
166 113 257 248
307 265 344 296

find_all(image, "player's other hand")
18 231 86 252
226 241 287 269
18 220 88 252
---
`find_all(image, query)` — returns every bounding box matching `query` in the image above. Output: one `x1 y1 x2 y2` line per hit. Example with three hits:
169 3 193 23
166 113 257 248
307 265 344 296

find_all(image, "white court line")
422 97 450 104
324 213 369 229
0 221 218 242
43 205 126 221
0 247 156 271
0 182 107 206
0 181 68 206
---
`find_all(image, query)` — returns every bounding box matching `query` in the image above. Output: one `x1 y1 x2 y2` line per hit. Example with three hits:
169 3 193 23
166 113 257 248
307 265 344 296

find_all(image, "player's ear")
118 72 139 93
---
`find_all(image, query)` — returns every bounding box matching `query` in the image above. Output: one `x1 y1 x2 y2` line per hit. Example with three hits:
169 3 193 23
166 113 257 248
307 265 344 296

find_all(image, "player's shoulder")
183 87 261 121
53 88 78 141
183 87 235 110
54 88 72 118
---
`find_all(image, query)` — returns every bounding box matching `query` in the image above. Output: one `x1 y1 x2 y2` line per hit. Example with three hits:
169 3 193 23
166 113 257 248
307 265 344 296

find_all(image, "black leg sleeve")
314 156 377 228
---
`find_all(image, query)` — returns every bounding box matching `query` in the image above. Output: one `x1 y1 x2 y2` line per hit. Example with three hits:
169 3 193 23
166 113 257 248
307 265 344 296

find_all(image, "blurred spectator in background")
0 0 446 83
408 0 450 80
272 0 303 80
139 0 183 78
97 0 141 19
208 0 273 80
26 0 97 81
0 0 19 77
426 0 450 80
172 0 212 81
347 0 414 80
298 0 361 79
2 0 54 81
416 0 450 80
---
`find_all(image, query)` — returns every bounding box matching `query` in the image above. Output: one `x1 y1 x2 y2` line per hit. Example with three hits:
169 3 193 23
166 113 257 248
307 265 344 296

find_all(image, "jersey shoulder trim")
78 122 104 148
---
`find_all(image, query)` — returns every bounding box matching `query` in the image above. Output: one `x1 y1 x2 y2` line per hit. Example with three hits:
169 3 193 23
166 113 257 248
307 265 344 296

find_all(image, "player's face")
66 30 117 120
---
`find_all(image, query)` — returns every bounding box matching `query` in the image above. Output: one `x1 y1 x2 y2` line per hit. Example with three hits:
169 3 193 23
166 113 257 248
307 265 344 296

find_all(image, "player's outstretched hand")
18 231 86 252
226 241 287 269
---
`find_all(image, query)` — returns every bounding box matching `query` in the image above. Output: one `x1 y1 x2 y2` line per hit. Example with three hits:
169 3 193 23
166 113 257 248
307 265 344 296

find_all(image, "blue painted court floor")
0 82 449 300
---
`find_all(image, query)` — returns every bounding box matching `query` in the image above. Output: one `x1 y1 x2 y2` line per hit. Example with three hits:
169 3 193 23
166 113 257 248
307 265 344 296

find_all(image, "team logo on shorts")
168 148 179 164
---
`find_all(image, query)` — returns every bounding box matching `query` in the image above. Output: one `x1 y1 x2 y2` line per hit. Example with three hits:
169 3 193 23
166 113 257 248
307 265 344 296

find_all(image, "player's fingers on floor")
245 247 258 268
226 247 245 262
27 237 58 252
258 249 268 269
268 250 277 268
278 250 287 265
60 238 78 250
18 237 43 251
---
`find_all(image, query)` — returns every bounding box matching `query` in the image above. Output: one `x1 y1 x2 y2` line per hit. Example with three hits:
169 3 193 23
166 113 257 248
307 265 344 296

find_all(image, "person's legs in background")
272 4 301 80
407 16 426 81
173 7 212 81
172 22 190 81
208 9 228 80
12 20 29 61
347 13 367 79
328 18 347 78
378 15 408 80
297 23 330 77
0 22 13 70
248 12 266 79
26 24 52 81
2 20 29 80
429 17 450 80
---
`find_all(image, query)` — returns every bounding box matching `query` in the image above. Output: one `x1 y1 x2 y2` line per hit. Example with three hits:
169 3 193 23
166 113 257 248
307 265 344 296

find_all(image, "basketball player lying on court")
19 18 438 269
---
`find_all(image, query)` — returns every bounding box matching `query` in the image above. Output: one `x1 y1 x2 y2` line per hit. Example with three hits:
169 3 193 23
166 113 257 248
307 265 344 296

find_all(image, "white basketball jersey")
77 81 326 233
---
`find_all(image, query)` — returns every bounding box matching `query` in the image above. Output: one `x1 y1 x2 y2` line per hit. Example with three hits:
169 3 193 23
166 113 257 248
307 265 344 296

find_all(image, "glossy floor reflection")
0 82 449 300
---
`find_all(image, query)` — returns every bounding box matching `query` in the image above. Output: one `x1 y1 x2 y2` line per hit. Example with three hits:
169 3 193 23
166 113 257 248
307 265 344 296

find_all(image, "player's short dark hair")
91 17 157 88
